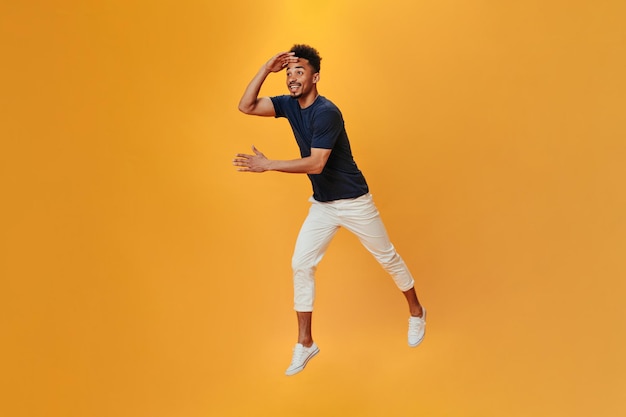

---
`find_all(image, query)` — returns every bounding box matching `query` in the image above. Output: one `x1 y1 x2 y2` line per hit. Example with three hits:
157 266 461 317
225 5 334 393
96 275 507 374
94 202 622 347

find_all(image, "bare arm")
238 51 298 116
233 146 331 175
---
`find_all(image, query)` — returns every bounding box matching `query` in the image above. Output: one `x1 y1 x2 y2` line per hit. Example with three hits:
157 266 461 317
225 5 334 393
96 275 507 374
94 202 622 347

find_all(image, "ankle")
298 339 314 348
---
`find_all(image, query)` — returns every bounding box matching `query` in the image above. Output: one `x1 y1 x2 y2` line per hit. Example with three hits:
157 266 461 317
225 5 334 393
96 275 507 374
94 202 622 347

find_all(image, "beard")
288 83 303 99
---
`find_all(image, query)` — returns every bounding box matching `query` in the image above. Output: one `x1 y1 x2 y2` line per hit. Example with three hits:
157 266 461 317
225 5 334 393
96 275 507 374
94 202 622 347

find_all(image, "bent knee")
292 260 317 275
291 252 319 272
375 250 400 267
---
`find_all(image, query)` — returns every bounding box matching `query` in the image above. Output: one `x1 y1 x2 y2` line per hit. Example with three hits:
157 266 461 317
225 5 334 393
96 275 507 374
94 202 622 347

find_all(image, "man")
233 45 426 376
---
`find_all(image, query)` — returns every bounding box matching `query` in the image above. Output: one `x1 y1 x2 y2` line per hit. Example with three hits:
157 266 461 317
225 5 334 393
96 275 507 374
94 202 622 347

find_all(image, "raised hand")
264 51 299 73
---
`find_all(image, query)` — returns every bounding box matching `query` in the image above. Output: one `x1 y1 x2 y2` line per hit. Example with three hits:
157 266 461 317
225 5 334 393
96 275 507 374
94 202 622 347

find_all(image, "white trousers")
292 193 415 312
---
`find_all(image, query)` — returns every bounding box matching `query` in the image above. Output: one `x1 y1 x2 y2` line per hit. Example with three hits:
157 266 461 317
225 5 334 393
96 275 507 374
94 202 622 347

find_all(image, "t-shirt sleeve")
311 109 343 149
270 96 287 118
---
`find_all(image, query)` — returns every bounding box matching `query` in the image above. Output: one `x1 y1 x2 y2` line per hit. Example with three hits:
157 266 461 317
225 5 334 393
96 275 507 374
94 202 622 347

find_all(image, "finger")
284 56 298 62
275 52 292 63
279 52 297 67
232 158 250 166
251 145 265 156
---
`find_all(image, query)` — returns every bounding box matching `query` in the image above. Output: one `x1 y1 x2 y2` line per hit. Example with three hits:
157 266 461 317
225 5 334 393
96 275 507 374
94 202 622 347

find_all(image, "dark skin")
235 51 424 347
234 52 330 175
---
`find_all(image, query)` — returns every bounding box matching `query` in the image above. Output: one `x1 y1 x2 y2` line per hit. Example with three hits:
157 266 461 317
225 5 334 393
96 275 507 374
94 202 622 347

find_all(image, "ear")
313 73 320 83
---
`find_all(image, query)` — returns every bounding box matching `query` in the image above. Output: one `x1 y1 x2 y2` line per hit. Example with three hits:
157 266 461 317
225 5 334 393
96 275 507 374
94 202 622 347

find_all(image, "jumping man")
234 44 426 376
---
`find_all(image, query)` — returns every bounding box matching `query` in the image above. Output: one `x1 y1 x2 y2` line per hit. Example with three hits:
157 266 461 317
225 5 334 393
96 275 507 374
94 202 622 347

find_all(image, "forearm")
238 66 271 114
267 156 325 175
234 146 330 174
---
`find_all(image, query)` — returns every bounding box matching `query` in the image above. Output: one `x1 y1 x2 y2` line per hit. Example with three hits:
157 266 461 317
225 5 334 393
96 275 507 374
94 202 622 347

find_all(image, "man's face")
285 58 319 99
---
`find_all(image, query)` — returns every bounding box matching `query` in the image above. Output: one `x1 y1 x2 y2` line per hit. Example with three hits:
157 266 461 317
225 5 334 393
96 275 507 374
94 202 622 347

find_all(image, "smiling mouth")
289 84 301 91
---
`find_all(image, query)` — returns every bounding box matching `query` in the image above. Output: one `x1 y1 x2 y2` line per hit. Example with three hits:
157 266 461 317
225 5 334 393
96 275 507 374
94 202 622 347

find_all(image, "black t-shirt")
270 95 369 202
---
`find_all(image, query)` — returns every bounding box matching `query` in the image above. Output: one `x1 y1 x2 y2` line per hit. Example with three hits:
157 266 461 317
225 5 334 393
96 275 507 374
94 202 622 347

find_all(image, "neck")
298 89 319 109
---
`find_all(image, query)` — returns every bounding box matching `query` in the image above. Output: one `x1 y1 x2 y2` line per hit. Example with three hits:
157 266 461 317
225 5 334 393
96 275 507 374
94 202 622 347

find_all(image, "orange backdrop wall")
2 1 625 416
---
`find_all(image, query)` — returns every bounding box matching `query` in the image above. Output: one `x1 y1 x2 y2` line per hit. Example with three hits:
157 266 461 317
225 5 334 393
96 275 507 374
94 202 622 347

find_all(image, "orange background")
2 1 625 416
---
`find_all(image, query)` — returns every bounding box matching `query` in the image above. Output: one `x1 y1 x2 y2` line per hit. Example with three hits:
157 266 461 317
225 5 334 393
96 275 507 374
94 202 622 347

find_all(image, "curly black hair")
289 44 322 73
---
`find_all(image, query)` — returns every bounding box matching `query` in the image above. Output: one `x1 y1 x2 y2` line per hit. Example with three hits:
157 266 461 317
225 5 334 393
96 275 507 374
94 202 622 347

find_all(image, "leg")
340 194 423 314
339 195 426 346
286 319 320 376
291 200 339 314
403 287 424 318
297 311 313 347
285 200 337 375
286 292 321 376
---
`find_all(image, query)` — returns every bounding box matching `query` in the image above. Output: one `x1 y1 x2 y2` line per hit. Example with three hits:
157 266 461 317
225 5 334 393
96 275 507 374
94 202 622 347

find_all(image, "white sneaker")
408 309 427 347
285 342 319 376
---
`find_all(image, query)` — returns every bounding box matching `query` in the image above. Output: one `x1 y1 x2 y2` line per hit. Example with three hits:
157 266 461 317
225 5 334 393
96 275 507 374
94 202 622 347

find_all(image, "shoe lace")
408 317 424 336
290 344 305 365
